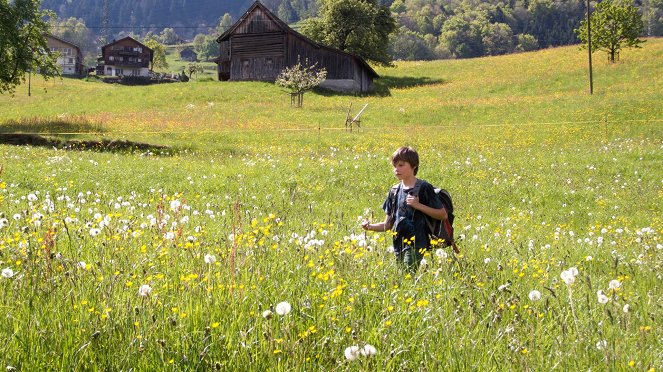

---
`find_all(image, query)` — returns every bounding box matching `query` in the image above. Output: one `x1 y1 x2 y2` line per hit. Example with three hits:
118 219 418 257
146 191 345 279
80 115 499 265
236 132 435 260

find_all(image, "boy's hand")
361 220 370 230
406 194 421 209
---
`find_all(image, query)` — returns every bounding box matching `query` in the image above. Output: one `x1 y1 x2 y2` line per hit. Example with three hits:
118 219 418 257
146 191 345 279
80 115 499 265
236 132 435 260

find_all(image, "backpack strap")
387 183 401 225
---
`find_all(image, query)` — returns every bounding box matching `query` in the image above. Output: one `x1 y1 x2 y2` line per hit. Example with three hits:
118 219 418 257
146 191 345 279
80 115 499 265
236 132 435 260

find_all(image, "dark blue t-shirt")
382 179 442 254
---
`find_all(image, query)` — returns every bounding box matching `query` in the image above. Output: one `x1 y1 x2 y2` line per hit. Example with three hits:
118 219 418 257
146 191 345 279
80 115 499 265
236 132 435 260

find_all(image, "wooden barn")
180 47 198 62
215 1 378 93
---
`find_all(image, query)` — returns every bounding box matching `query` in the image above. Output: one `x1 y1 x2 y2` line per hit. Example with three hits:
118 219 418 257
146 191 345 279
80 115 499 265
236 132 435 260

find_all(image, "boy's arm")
407 196 448 220
362 214 393 232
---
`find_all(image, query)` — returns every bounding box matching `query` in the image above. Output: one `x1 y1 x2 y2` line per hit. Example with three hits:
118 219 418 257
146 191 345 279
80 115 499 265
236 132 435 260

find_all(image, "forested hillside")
41 0 255 36
42 0 663 60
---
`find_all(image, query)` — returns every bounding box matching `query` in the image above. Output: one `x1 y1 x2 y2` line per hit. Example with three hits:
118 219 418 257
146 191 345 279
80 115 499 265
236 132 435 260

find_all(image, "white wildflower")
560 270 576 285
204 254 216 264
608 279 621 290
138 284 152 297
597 290 609 304
344 345 361 361
596 340 608 350
275 301 291 316
2 268 14 278
435 249 448 259
528 290 542 301
360 344 378 357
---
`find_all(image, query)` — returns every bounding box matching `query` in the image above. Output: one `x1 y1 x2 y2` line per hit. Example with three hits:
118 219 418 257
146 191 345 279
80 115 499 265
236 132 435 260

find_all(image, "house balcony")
101 60 149 68
118 50 140 56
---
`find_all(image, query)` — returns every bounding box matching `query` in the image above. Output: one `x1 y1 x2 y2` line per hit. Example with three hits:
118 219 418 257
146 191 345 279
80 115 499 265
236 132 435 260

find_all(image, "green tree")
440 11 487 58
389 27 436 60
217 13 234 35
193 34 218 61
301 0 397 66
183 62 204 80
1 0 59 94
143 38 168 71
159 27 178 45
482 22 515 55
575 0 645 62
516 33 539 52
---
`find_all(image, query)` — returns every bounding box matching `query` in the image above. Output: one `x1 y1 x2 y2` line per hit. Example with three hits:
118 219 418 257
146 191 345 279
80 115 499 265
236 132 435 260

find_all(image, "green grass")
161 44 219 81
0 40 661 370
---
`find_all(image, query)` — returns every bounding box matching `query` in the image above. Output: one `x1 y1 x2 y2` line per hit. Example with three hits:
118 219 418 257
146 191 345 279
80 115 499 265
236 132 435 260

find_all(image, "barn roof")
216 1 378 78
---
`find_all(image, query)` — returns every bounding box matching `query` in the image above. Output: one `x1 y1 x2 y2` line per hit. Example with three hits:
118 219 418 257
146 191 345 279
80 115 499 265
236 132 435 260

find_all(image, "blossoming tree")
275 58 327 108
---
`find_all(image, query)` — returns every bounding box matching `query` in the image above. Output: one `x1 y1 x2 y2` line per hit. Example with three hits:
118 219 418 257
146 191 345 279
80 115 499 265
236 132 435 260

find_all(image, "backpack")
388 180 459 253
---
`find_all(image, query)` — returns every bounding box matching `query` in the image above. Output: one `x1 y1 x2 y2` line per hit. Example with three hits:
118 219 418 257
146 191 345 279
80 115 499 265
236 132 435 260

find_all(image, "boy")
362 146 447 273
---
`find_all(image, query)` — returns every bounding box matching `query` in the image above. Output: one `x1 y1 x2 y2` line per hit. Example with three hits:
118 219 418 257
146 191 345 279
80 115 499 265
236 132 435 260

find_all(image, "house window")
63 48 71 56
68 58 74 63
116 68 124 76
137 58 142 62
109 56 114 61
50 47 57 52
133 47 142 52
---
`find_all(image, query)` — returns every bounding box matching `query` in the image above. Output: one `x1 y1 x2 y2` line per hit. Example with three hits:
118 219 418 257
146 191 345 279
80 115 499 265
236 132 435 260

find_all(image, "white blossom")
528 290 542 301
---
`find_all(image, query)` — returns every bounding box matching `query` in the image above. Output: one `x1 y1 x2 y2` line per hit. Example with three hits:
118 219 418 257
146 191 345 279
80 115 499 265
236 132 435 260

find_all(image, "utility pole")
587 0 593 95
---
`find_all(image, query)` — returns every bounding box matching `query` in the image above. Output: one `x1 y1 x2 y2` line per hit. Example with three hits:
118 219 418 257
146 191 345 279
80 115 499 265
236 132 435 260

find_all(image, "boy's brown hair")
391 146 419 175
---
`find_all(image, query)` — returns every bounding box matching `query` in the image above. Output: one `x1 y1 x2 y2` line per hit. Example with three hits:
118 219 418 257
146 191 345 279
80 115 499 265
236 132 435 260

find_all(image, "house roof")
101 36 153 54
216 1 378 78
45 33 82 52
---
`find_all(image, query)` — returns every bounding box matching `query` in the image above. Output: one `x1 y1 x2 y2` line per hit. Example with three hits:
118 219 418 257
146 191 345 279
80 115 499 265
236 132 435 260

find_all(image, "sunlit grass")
0 40 661 370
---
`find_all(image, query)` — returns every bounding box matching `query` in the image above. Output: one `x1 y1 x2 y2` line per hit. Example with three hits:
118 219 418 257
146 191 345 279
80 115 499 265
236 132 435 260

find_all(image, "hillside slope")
0 39 661 144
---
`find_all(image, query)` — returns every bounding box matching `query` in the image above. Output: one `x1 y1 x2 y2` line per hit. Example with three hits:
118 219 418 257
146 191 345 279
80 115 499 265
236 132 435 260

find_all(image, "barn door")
241 59 251 79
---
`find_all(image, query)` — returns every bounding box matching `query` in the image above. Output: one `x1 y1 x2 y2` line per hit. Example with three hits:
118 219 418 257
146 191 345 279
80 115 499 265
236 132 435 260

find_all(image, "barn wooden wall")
217 3 375 91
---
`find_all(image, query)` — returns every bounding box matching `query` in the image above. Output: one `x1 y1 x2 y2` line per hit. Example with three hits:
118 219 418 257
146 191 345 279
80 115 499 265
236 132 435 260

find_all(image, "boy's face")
392 160 415 180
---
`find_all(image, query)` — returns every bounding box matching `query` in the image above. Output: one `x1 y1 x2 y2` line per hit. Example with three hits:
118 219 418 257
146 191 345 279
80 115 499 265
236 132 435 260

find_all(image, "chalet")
96 37 153 77
180 47 198 62
215 1 378 93
45 34 85 76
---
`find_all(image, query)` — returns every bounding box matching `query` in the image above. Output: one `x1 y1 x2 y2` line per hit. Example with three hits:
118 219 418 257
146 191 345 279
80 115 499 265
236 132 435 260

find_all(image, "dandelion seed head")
204 254 216 264
2 268 14 278
344 345 360 361
275 301 291 316
138 284 152 297
360 344 377 357
528 290 541 301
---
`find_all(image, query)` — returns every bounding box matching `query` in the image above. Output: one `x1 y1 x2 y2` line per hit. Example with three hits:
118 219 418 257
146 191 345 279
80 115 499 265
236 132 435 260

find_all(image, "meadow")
0 40 661 370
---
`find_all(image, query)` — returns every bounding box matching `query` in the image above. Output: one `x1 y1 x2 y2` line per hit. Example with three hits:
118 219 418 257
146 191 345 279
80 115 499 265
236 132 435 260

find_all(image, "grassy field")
0 40 661 370
161 44 219 81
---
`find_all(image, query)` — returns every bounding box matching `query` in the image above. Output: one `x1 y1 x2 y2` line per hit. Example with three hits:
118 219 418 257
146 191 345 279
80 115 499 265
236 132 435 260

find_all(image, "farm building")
215 1 378 93
180 47 198 62
96 37 153 77
45 34 86 76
